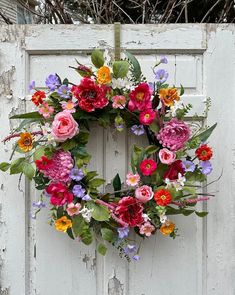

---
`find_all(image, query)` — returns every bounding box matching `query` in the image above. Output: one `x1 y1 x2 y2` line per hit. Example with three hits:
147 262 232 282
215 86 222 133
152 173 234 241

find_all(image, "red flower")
139 109 156 125
154 189 172 206
195 144 213 161
71 78 109 112
140 159 157 176
164 160 185 180
115 196 144 227
128 83 152 112
35 156 53 171
32 91 46 106
46 182 73 206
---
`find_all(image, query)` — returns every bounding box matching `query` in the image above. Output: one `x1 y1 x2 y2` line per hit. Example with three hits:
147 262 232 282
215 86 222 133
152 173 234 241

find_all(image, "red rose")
71 77 109 112
46 182 73 206
115 196 144 227
163 160 185 180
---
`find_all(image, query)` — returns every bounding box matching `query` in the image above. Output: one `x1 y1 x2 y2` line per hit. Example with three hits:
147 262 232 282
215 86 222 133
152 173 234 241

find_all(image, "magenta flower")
157 118 191 151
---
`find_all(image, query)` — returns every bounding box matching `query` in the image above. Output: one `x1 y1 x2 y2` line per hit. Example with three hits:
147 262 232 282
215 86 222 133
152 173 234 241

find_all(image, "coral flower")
140 159 157 176
66 203 81 216
97 66 112 84
195 144 213 161
139 109 156 125
139 222 155 237
55 216 72 232
18 132 33 152
160 220 175 235
46 182 73 206
128 83 152 112
126 172 140 187
159 88 180 107
154 189 172 206
38 102 54 119
32 91 46 106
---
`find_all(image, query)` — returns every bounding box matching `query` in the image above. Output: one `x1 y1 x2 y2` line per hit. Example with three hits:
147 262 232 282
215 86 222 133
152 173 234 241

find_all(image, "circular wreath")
1 50 216 260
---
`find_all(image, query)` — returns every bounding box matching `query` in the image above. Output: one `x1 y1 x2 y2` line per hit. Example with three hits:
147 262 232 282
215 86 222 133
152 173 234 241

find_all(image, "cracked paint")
108 275 124 295
0 67 15 98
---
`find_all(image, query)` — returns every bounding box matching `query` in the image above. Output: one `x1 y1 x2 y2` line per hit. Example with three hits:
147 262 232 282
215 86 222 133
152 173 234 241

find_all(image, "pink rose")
159 148 176 165
135 185 153 203
51 110 79 142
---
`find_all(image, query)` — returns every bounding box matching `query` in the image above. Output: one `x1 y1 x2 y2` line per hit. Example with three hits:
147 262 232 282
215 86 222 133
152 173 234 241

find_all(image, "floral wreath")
1 50 216 261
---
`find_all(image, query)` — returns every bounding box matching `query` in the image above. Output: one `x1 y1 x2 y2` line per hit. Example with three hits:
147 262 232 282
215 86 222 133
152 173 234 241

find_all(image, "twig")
113 0 135 23
200 0 222 23
3 131 43 143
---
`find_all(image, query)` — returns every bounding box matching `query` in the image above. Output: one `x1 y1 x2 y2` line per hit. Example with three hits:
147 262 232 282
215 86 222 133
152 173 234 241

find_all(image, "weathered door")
0 24 234 295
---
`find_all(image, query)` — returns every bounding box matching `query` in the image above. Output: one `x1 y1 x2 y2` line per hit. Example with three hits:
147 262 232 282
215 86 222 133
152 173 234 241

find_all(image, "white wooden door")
0 24 234 295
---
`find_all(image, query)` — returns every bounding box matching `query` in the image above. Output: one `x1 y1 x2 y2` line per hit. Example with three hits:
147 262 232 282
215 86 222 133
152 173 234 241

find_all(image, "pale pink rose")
112 95 126 109
126 172 140 187
66 203 81 216
139 221 155 237
135 185 153 203
159 148 176 165
51 110 79 142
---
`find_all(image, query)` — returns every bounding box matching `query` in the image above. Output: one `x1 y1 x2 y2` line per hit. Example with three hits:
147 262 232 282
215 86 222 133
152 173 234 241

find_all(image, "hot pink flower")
38 102 54 119
66 202 81 216
46 182 73 206
139 222 155 237
128 83 152 112
36 150 73 183
135 185 153 203
140 159 157 176
126 172 140 187
157 118 191 151
51 110 79 142
112 95 126 109
159 148 176 165
139 109 156 125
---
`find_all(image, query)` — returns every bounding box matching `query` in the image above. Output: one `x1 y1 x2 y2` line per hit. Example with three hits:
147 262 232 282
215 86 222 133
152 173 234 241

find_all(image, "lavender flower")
131 125 145 136
154 69 169 83
45 74 60 91
30 212 36 220
117 227 129 239
57 85 71 99
115 124 124 132
132 255 140 261
200 161 212 175
182 160 196 172
32 201 46 209
124 244 137 255
160 56 168 64
72 184 86 198
29 81 35 92
148 82 155 92
82 194 92 201
70 168 84 181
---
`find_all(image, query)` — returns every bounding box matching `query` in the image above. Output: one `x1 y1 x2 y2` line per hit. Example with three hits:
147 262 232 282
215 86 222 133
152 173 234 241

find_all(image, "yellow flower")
55 216 72 233
18 132 33 152
159 88 180 107
97 66 112 84
160 220 175 235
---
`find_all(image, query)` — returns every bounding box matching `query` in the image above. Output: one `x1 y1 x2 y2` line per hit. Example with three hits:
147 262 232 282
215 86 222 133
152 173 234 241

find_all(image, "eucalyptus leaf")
23 162 35 180
0 162 11 172
91 49 104 68
97 243 107 256
101 228 116 242
90 203 110 221
113 61 129 78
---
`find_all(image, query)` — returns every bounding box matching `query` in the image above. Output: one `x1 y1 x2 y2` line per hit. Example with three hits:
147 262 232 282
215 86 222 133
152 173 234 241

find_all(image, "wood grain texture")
0 24 234 295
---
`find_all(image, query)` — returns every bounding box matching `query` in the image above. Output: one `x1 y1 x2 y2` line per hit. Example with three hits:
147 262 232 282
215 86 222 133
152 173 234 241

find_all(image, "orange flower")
159 88 180 107
55 216 72 233
195 144 213 161
160 220 175 235
97 66 112 84
18 132 33 152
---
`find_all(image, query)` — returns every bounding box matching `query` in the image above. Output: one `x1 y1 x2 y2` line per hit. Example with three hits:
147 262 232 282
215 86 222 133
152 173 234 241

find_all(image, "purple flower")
45 74 60 91
57 84 71 99
124 244 137 255
160 56 168 64
182 160 196 172
200 161 212 175
131 125 145 136
148 82 155 91
82 194 92 201
154 69 169 83
29 81 35 91
32 201 46 209
115 124 124 131
72 184 86 198
132 255 140 261
117 227 129 239
70 168 84 181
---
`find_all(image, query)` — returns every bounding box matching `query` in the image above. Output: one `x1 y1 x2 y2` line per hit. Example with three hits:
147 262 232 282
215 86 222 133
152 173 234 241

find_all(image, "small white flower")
112 78 131 90
80 207 93 223
160 214 167 224
170 100 184 117
142 213 150 222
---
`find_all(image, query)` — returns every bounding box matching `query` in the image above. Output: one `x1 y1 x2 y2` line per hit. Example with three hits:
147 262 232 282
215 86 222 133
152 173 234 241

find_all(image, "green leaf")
195 211 208 217
145 145 158 155
66 227 75 240
61 139 77 151
125 51 142 81
90 203 110 221
10 158 26 174
149 121 159 133
15 118 40 132
76 131 90 145
10 111 43 120
62 78 69 86
80 227 93 245
194 123 217 143
83 171 98 182
23 162 35 180
33 146 46 161
180 84 184 96
72 215 86 237
113 61 129 78
97 243 107 256
113 173 121 192
91 49 104 68
101 228 116 242
89 178 105 188
0 162 11 172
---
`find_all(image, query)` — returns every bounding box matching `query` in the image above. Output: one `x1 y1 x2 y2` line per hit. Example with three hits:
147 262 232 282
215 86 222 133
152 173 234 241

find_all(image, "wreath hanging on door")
1 50 216 260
